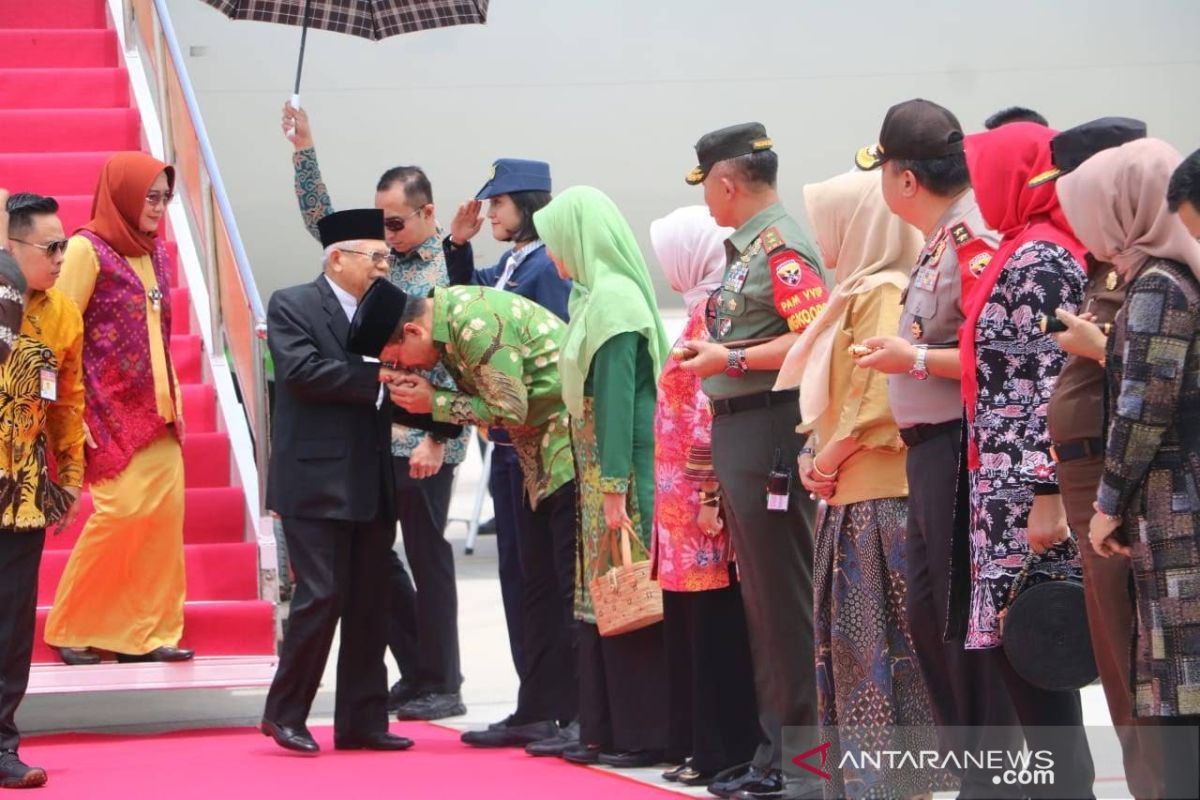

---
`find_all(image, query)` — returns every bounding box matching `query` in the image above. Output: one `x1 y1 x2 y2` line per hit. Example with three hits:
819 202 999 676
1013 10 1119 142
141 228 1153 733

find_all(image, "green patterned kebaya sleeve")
431 302 529 428
294 146 333 242
592 332 639 494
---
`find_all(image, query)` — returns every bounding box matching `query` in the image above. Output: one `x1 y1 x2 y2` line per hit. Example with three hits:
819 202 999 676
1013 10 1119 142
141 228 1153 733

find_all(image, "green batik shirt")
293 146 469 462
428 286 575 506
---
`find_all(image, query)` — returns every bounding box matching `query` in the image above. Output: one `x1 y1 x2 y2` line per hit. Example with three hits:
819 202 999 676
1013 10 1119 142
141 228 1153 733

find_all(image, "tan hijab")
1057 138 1200 281
776 170 923 431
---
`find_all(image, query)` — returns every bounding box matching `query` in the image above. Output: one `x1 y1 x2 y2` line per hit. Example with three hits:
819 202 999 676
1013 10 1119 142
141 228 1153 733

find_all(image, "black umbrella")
200 0 490 96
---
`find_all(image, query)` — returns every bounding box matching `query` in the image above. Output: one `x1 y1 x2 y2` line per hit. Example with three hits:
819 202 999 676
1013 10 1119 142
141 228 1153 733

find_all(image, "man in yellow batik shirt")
0 192 85 790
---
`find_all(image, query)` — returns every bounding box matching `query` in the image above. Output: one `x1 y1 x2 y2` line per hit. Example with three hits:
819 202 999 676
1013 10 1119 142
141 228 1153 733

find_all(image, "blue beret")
475 158 552 200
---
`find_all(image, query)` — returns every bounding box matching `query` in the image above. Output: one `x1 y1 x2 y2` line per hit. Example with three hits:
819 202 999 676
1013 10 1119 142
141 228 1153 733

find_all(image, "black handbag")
999 540 1098 692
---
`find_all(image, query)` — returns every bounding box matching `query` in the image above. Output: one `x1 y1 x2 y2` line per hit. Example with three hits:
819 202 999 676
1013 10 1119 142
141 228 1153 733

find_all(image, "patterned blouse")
650 309 732 592
293 147 468 463
0 288 85 530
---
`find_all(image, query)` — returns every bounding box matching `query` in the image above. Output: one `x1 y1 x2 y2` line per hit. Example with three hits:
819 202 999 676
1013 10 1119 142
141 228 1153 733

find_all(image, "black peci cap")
686 122 774 185
855 99 964 170
1028 117 1148 187
317 208 386 249
347 277 408 358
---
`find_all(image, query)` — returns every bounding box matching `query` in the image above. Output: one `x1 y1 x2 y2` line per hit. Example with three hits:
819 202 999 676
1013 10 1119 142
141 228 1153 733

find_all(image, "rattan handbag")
589 521 663 637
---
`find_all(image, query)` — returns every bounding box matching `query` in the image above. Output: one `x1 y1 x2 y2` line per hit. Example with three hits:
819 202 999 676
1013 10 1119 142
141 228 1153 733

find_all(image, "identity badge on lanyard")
39 368 57 401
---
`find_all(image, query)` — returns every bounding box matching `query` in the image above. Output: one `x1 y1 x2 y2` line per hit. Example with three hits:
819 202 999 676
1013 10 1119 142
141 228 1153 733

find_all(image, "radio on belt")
766 447 791 512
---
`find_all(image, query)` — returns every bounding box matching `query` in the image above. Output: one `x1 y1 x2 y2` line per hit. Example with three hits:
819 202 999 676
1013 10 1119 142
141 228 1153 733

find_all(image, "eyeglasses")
383 209 423 232
338 248 393 267
10 238 69 258
145 191 175 208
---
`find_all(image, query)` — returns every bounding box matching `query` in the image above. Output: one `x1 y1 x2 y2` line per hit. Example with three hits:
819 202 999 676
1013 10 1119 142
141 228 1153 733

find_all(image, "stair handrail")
117 0 272 522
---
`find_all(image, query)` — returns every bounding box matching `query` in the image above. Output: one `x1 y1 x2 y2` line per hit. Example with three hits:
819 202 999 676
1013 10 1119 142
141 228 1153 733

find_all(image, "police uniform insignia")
969 251 992 277
950 222 972 246
931 237 948 266
910 318 924 340
761 227 785 253
718 317 733 337
1105 270 1118 291
913 266 939 292
774 259 803 287
722 292 743 314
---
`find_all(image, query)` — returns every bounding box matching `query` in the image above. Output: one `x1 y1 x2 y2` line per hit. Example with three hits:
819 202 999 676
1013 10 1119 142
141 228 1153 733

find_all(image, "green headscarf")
534 186 669 416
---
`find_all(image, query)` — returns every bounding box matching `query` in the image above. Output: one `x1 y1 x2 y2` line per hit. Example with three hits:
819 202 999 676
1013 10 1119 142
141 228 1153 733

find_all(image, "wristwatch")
909 345 929 381
724 348 748 378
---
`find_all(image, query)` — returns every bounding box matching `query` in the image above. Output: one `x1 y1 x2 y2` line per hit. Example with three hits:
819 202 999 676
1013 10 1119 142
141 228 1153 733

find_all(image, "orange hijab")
80 152 175 257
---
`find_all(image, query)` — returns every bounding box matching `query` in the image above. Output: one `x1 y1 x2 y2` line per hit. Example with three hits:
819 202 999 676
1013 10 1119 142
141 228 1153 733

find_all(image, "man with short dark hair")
854 98 1020 797
1168 147 1200 238
678 122 830 800
282 104 468 721
0 191 85 789
984 105 1049 129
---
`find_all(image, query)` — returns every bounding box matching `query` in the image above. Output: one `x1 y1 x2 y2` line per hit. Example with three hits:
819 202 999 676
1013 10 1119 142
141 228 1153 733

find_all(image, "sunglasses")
10 238 69 258
338 248 393 267
383 208 424 232
145 191 175 208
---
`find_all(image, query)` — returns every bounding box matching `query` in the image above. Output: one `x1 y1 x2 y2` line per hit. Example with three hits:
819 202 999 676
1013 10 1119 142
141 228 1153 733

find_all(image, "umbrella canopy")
200 0 490 94
201 0 489 41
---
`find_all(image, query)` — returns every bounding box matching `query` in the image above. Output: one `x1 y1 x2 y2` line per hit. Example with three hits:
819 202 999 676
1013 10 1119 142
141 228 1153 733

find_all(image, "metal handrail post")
252 323 270 517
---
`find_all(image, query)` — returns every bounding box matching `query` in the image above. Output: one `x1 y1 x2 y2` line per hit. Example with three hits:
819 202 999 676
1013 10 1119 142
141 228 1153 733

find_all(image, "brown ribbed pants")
1059 455 1163 799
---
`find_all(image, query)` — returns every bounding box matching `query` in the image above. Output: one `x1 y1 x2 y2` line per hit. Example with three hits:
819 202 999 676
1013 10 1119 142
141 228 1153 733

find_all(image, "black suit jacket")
266 276 395 522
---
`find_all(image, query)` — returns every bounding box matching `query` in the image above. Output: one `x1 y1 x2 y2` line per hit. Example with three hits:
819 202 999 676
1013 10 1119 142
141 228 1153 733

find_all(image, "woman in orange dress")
43 152 191 664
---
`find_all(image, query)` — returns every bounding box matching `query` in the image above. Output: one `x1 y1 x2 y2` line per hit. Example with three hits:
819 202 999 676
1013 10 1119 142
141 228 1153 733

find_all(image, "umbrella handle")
285 94 301 142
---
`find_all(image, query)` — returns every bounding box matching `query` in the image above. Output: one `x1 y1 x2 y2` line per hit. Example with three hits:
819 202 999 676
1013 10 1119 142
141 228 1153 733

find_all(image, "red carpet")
24 723 680 800
0 0 276 670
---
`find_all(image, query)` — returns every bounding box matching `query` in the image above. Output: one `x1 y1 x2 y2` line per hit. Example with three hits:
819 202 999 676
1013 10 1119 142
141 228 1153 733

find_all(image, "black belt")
1050 437 1105 463
899 419 960 448
710 389 799 418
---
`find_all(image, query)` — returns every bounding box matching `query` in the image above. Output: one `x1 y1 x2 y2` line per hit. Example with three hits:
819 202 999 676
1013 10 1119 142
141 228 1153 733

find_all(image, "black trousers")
663 582 759 773
1156 716 1200 799
489 444 528 678
903 424 1021 796
513 480 577 725
390 457 460 695
578 620 668 752
711 402 817 774
264 515 392 737
0 529 45 754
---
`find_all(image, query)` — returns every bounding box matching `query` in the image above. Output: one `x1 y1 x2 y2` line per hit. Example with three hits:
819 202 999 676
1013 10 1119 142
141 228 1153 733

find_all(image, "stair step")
181 383 217 433
171 334 203 384
181 431 231 487
33 599 276 664
38 541 258 605
0 0 108 29
0 67 129 109
170 287 191 335
47 485 246 550
0 29 118 68
0 151 114 196
0 108 140 152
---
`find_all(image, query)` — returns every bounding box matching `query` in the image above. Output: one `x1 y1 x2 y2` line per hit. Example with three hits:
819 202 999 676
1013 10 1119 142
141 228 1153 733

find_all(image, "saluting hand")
450 199 483 245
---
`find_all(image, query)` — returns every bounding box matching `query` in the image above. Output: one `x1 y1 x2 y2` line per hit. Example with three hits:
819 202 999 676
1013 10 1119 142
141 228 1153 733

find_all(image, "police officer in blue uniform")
443 160 578 753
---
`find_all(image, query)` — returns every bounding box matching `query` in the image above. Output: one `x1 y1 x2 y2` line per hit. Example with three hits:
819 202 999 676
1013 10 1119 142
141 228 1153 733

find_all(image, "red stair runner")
1 0 274 669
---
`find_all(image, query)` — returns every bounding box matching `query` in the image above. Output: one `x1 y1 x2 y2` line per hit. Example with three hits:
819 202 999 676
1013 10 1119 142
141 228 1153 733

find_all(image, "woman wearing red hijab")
43 152 192 665
958 123 1094 795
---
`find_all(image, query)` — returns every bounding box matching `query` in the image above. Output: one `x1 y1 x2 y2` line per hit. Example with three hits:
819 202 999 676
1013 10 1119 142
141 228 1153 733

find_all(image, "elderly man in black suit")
260 209 414 755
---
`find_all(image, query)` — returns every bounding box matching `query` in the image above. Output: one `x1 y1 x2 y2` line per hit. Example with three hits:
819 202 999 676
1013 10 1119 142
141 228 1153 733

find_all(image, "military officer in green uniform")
679 123 830 800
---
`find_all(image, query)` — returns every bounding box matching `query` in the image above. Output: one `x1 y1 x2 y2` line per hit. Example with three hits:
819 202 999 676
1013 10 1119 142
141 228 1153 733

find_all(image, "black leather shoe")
597 749 666 768
334 732 414 751
0 751 48 789
116 646 194 663
707 762 759 798
662 761 689 782
387 680 420 712
728 769 798 800
561 743 602 765
460 719 558 748
678 765 719 786
395 692 466 721
525 721 580 756
55 647 101 666
260 720 319 754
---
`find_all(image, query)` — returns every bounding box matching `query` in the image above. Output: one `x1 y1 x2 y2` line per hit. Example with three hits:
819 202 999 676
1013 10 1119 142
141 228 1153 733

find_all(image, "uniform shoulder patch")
761 226 786 254
768 249 828 334
949 222 973 246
